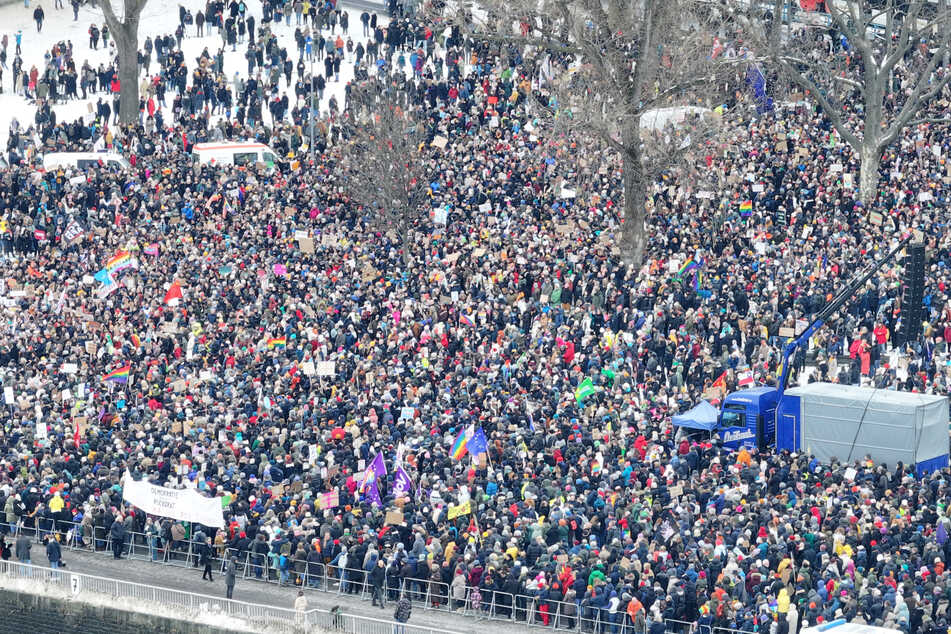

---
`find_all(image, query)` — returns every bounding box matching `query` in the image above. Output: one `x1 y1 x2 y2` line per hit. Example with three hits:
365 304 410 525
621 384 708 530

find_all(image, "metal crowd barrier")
0 560 462 634
2 520 757 634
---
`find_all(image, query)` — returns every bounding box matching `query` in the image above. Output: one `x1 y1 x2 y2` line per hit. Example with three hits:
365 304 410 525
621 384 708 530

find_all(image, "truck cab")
718 387 779 451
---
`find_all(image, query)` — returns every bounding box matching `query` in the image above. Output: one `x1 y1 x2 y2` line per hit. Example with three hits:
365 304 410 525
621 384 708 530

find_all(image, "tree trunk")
619 138 648 267
859 143 882 205
113 21 140 124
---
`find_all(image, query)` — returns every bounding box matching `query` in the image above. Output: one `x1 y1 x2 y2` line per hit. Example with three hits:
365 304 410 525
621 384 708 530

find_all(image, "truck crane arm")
775 233 913 398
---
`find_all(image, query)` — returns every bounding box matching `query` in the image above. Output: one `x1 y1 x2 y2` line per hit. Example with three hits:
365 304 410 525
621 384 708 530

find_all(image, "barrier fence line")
3 520 758 634
0 560 462 634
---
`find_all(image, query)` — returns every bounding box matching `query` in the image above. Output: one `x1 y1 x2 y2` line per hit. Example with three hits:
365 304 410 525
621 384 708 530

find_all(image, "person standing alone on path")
44 536 61 569
200 537 214 581
393 596 411 634
225 556 237 599
294 590 308 625
370 558 386 609
15 532 30 564
33 5 44 32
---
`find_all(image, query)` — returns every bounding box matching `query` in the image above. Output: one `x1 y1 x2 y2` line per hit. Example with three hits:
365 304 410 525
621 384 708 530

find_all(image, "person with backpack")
393 597 411 633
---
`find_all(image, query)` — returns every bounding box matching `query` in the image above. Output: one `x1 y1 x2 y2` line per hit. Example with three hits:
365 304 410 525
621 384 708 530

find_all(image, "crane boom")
775 234 914 398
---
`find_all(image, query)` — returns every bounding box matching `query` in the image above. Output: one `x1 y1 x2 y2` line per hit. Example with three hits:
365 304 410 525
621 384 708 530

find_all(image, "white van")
191 142 278 169
42 152 130 172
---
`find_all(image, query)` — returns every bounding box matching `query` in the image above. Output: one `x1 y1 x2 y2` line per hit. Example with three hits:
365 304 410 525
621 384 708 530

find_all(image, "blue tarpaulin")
672 400 719 431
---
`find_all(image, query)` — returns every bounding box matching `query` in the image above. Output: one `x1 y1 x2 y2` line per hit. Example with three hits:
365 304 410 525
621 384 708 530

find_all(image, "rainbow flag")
267 337 286 349
102 365 131 384
677 258 698 279
143 243 160 256
459 314 474 327
107 251 133 272
739 200 753 216
451 428 470 460
130 333 141 348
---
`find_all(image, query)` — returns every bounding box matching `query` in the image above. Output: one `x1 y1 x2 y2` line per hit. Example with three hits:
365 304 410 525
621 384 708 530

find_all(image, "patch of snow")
0 0 390 147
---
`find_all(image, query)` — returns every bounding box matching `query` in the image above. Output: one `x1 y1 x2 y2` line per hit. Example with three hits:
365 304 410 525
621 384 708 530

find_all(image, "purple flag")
938 520 948 546
393 465 414 498
361 452 387 493
365 478 383 507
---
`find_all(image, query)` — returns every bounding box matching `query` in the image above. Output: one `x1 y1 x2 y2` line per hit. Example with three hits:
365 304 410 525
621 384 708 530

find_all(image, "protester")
0 1 949 634
226 556 238 600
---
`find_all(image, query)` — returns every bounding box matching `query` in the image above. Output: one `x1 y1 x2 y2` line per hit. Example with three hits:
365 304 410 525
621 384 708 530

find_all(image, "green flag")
601 368 616 382
575 377 596 403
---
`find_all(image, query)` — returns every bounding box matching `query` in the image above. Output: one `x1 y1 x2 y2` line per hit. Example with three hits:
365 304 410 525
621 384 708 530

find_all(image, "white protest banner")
3 387 13 405
121 471 224 527
433 206 448 225
316 361 335 377
301 361 316 376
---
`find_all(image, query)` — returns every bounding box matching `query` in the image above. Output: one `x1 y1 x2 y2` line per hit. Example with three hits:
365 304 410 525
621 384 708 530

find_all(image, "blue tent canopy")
672 400 719 431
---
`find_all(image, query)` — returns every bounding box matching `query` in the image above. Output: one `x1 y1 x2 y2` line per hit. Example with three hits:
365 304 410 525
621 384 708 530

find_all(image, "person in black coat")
109 518 126 559
200 537 214 581
45 536 61 568
370 558 386 608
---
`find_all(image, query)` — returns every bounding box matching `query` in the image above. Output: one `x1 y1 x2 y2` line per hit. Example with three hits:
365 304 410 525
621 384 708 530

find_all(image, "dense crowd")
0 0 949 633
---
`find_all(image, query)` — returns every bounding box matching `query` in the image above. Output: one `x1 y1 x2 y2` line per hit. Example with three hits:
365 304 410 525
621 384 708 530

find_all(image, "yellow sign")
447 501 471 520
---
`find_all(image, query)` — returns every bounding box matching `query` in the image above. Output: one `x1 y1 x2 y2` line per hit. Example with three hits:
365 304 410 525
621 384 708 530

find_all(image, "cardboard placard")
385 510 404 525
317 489 339 510
668 485 683 498
299 237 315 254
778 327 795 338
431 136 448 149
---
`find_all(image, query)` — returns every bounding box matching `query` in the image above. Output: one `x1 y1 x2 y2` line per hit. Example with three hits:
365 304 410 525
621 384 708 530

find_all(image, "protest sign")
122 471 224 527
447 500 471 519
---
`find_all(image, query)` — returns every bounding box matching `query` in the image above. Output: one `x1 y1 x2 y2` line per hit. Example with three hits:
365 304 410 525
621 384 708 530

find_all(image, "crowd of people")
0 0 948 633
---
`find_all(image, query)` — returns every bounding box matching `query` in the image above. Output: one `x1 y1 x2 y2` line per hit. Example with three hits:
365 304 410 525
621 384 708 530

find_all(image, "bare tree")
339 81 432 265
97 0 149 124
432 0 738 266
776 0 951 204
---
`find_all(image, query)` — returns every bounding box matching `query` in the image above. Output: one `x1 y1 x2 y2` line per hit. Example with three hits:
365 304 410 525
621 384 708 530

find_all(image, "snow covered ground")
0 0 390 147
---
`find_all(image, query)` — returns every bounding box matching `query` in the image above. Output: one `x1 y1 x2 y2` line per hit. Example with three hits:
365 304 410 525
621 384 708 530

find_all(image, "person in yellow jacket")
48 491 64 513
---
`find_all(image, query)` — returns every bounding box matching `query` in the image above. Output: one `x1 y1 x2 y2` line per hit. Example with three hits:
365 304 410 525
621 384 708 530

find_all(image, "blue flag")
466 428 489 457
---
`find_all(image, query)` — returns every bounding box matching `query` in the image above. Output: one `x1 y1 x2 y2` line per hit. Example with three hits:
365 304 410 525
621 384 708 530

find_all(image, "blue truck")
674 235 950 475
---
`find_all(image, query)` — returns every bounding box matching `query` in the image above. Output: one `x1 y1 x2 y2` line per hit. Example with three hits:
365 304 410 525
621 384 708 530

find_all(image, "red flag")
73 418 80 449
711 371 727 390
164 281 183 305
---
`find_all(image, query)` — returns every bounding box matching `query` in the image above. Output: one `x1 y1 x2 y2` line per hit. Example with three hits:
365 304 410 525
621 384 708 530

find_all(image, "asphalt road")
52 545 534 634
